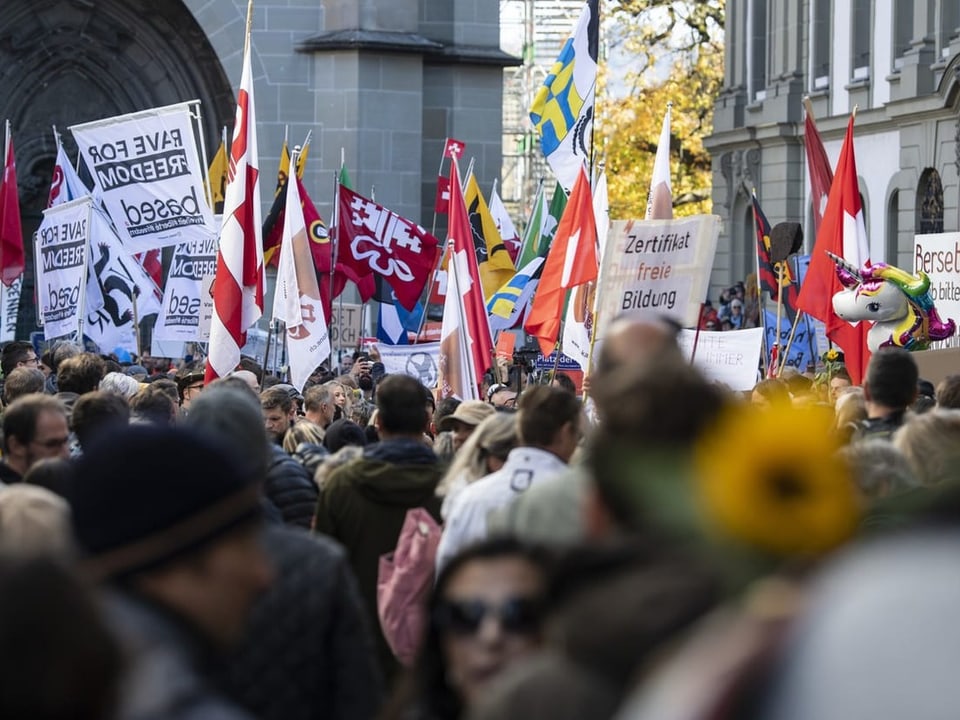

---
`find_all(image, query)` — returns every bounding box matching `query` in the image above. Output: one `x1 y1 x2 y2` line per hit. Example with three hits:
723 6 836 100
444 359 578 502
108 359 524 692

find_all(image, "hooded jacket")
314 438 443 679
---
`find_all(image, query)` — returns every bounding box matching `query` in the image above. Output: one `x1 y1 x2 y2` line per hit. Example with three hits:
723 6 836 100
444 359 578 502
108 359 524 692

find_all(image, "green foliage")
597 1 724 218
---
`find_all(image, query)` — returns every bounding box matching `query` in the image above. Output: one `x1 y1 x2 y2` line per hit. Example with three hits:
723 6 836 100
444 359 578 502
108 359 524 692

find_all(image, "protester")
314 373 443 681
829 368 853 403
98 371 140 399
323 418 368 453
751 377 791 406
0 341 39 381
304 384 337 429
0 483 73 558
437 385 582 569
834 387 867 444
382 538 550 720
840 439 917 500
71 391 131 453
0 395 71 484
437 412 519 520
859 347 918 440
438 400 497 454
3 366 45 405
486 383 517 409
282 418 329 478
69 425 273 720
185 384 384 720
129 384 178 426
935 374 960 409
892 409 960 488
261 386 298 444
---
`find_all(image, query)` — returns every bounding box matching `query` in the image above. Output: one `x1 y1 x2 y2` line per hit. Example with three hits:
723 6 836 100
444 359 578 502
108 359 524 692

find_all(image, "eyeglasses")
21 356 38 366
434 597 542 636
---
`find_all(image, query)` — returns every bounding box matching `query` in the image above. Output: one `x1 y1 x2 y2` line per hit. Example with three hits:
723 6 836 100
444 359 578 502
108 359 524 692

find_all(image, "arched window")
886 190 900 264
917 168 945 234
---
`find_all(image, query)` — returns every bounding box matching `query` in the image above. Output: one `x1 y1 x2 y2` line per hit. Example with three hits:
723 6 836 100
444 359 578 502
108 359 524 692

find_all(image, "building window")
851 0 872 79
893 0 913 70
940 1 959 59
747 0 767 100
917 168 945 234
812 0 832 89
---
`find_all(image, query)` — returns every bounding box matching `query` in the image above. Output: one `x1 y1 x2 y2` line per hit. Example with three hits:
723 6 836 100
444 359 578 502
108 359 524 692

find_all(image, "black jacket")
264 445 318 529
218 525 383 720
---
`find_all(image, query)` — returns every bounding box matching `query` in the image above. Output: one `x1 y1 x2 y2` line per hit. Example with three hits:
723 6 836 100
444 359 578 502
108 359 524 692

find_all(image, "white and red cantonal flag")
205 32 264 384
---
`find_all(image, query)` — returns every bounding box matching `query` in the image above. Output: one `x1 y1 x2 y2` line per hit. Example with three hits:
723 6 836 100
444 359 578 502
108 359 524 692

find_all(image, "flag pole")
689 303 706 365
414 246 444 343
131 292 142 359
330 170 341 364
751 187 769 370
778 310 805 376
773 264 785 369
261 318 275 390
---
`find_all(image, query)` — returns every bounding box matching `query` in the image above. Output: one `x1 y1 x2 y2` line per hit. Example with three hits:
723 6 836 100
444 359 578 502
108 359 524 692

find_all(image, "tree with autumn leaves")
597 0 724 218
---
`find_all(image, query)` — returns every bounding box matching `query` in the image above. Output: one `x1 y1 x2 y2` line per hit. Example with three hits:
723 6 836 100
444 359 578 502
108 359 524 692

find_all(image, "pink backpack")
378 508 442 666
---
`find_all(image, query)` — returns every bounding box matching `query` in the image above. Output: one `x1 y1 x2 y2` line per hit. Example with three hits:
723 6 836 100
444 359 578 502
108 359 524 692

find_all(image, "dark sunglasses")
435 597 542 636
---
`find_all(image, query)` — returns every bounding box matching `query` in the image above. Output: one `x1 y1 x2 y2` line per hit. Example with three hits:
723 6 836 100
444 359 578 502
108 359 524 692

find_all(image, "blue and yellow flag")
529 0 599 191
487 256 545 332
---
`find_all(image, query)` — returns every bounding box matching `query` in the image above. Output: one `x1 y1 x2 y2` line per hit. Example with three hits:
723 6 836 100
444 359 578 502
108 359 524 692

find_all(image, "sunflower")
695 402 860 557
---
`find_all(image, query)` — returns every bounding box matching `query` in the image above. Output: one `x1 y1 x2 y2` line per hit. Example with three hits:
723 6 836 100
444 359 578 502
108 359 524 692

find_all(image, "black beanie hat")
323 419 367 453
70 425 261 581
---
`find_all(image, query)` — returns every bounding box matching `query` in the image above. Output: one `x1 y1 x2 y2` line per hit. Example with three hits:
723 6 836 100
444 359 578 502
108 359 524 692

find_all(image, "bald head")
595 317 682 378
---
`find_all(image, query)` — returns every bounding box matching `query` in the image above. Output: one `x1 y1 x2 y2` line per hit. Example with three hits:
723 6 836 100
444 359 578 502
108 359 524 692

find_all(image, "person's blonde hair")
0 484 72 558
835 387 866 443
282 418 325 454
436 413 518 498
893 409 960 487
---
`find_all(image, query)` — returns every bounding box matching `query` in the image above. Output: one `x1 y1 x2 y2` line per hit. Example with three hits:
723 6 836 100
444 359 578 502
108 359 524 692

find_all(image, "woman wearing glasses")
383 538 551 720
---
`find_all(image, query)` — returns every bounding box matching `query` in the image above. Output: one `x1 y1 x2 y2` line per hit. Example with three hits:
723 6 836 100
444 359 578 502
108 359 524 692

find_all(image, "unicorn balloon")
830 253 956 352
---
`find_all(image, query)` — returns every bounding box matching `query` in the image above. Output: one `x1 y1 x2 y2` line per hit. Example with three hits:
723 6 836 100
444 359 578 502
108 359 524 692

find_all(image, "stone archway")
917 167 945 235
0 0 234 333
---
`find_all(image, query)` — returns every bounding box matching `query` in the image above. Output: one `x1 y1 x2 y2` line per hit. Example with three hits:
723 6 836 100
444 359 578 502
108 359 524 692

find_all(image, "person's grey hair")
183 384 271 480
99 372 141 399
0 484 73 558
51 342 82 371
892 409 960 488
839 439 918 499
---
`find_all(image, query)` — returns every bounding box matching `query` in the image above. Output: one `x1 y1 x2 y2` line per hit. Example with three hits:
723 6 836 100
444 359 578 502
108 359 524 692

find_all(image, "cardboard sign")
678 327 764 391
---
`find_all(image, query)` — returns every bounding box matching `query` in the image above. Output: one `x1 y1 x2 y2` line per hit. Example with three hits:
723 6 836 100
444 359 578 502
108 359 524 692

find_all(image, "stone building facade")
0 0 515 334
706 0 960 299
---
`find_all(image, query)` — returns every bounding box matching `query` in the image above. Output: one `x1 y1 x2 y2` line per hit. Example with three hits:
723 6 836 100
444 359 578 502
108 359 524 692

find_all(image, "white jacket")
436 447 567 571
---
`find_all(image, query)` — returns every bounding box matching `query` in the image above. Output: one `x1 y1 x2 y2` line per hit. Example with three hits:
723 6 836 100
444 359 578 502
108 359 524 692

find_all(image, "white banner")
154 236 218 341
595 215 720 342
0 275 21 342
678 327 764 391
377 341 441 389
70 103 215 254
36 197 91 339
914 232 960 342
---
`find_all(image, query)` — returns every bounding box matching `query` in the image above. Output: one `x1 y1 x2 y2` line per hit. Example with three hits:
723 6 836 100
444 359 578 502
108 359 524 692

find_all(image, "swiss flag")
434 175 451 214
443 137 466 160
796 114 870 384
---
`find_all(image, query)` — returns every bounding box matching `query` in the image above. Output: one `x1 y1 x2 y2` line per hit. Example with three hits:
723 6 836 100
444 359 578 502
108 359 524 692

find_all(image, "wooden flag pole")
261 319 275 391
689 302 706 364
773 264 785 371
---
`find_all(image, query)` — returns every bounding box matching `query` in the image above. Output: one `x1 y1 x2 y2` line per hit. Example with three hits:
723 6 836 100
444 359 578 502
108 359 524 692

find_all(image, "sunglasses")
435 597 542 636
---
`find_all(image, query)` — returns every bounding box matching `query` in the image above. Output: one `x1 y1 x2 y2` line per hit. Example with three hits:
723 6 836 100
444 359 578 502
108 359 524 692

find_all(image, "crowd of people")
0 324 955 719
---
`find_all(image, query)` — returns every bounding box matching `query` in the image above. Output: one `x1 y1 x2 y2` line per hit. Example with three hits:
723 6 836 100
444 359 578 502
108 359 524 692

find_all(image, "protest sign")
0 275 21 342
678 327 763 391
70 103 216 254
764 311 817 372
377 342 441 389
155 234 218 341
35 197 91 339
330 303 363 348
595 215 720 341
914 232 960 334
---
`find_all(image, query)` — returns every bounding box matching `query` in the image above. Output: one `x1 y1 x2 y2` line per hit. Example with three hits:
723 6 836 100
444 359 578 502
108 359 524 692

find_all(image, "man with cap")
176 367 206 412
69 425 274 720
439 399 496 453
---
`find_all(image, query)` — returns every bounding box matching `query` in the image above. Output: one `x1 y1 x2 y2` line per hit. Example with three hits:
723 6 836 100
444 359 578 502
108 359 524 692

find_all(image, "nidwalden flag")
646 105 673 220
526 164 597 355
336 185 439 310
272 152 330 392
0 122 24 287
464 172 515 301
206 24 264 383
529 0 599 191
796 113 870 384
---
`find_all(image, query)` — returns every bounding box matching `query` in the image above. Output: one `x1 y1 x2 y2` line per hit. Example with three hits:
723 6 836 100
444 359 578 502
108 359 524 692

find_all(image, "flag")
562 167 606 369
336 185 439 310
0 122 24 287
262 137 309 267
206 26 264 384
439 158 493 397
529 0 599 190
443 137 466 160
752 190 794 301
339 161 352 190
272 152 330 391
541 182 568 255
47 134 90 208
464 172 516 301
376 277 424 345
804 99 834 238
796 114 870 384
135 248 164 294
206 136 228 213
489 182 522 262
526 164 597 355
85 208 162 353
646 105 673 220
516 180 547 267
487 256 544 332
434 174 451 214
